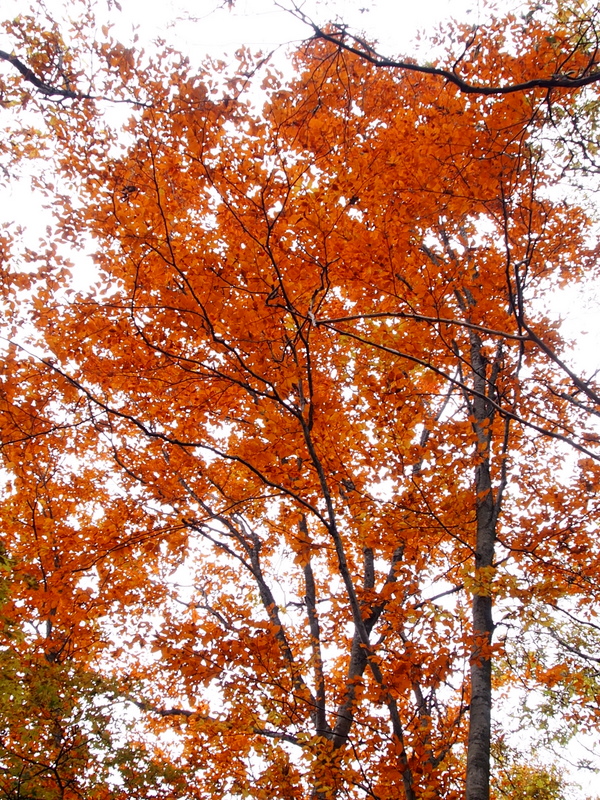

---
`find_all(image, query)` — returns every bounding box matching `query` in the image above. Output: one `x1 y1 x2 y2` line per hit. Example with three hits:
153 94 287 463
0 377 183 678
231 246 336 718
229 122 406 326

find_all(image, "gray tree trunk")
465 331 500 800
466 459 495 800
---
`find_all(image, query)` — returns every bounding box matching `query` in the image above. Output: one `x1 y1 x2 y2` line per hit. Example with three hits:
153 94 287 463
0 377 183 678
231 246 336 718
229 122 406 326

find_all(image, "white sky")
0 0 485 59
104 0 481 58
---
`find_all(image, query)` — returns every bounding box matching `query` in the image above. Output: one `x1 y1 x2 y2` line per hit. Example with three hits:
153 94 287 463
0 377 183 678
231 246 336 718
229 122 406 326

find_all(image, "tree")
0 543 188 798
299 1 600 96
1 2 600 799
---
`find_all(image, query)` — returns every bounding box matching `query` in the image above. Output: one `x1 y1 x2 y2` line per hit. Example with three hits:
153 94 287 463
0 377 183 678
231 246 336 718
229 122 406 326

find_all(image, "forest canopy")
1 1 600 799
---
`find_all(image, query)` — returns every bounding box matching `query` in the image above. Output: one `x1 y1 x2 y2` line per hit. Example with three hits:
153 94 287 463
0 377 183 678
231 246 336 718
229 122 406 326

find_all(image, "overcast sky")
103 0 481 58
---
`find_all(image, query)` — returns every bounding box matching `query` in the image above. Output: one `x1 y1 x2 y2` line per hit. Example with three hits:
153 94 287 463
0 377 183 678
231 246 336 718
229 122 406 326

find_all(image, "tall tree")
1 2 599 799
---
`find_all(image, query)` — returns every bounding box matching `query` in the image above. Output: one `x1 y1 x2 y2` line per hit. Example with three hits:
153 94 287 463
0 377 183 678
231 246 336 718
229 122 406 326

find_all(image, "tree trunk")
465 332 498 800
466 460 495 800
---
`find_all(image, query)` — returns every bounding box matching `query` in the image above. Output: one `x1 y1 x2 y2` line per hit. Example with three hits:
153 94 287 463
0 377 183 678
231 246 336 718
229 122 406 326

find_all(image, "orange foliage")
1 2 600 799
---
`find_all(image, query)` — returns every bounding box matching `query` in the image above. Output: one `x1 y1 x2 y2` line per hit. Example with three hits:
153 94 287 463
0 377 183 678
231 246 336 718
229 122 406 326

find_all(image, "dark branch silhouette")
295 12 600 96
0 49 90 100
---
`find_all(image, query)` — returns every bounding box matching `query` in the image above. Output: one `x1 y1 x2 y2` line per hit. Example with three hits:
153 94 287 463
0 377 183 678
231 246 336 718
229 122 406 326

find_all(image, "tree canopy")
1 2 600 799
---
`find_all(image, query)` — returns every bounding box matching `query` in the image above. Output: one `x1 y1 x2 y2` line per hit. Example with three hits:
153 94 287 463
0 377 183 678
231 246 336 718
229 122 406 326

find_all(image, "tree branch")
301 20 600 96
0 49 89 100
